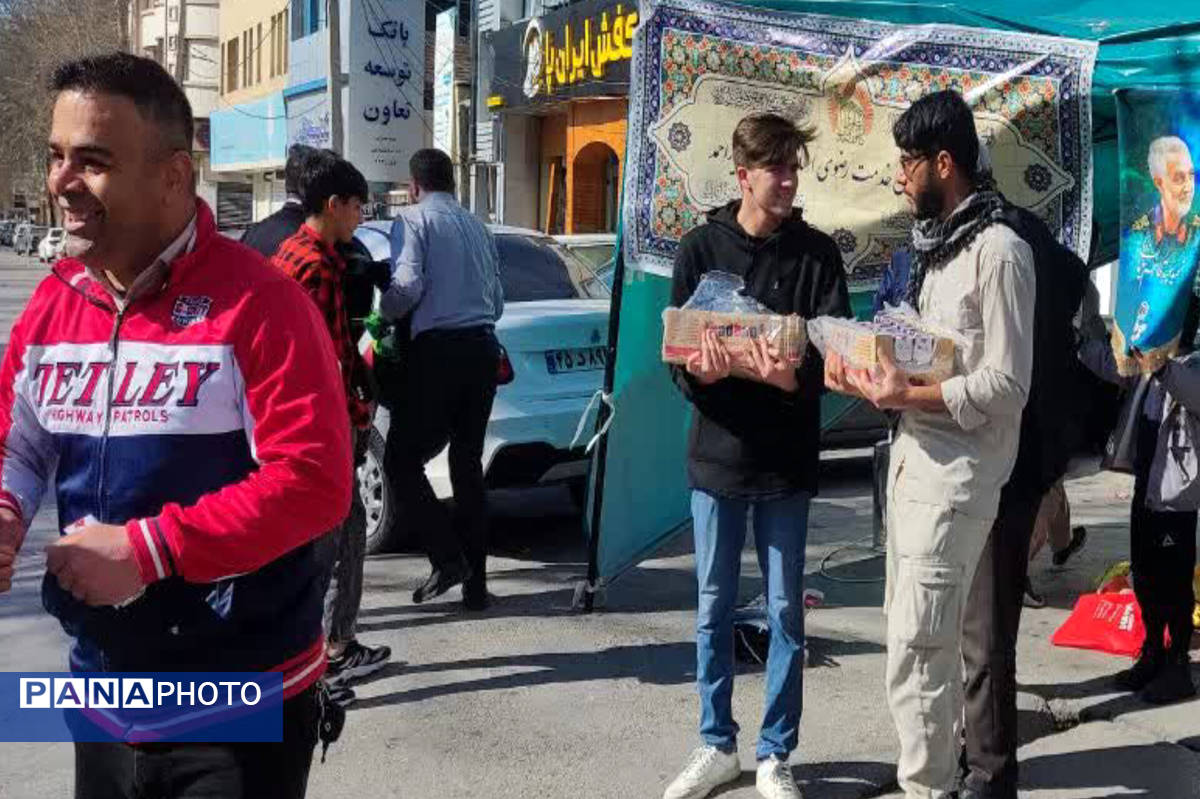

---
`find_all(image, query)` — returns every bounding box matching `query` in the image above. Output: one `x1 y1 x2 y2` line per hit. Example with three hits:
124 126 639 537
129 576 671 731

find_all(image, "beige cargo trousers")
884 456 995 798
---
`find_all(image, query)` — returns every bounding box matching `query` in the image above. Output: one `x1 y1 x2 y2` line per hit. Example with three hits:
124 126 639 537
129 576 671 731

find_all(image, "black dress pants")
384 326 500 591
1131 417 1198 661
961 481 1042 798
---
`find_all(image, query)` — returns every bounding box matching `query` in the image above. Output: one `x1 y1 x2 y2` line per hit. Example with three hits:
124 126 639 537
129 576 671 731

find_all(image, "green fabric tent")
581 0 1200 597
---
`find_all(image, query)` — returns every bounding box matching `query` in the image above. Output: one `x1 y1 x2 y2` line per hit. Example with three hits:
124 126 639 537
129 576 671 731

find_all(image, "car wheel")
359 427 400 555
359 426 421 555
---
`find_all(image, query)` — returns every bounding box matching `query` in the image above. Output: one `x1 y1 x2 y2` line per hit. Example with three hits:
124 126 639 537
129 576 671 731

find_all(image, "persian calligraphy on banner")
623 0 1097 285
1111 89 1200 376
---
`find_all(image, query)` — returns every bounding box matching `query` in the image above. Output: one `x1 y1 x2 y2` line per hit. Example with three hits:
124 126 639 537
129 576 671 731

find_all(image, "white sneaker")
662 746 740 799
756 756 803 799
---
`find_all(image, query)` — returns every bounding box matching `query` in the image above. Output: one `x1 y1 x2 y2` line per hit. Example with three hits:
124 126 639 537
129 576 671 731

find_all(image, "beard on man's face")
912 182 944 221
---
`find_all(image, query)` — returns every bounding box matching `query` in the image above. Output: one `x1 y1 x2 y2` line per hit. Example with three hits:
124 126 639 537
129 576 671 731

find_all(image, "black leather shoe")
462 583 492 611
412 561 471 604
958 786 1015 799
1115 648 1164 692
1051 526 1088 567
1141 659 1196 705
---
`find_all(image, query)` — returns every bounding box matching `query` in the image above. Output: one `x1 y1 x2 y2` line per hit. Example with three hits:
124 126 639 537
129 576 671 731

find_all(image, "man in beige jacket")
826 90 1036 798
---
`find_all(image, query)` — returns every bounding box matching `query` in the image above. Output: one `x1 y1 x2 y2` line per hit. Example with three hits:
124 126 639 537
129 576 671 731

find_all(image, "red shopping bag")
1051 592 1145 657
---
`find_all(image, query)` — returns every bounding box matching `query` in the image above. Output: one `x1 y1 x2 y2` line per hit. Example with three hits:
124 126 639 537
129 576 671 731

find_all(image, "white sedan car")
352 221 612 553
555 233 617 290
37 227 65 262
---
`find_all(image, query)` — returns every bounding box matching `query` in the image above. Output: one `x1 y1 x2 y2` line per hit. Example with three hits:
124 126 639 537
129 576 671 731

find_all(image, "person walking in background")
662 112 851 799
272 150 391 707
242 144 318 259
381 148 504 611
1022 480 1088 608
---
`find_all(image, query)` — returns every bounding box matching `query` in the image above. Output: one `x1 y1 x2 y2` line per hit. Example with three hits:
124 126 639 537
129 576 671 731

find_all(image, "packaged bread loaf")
661 271 807 366
806 306 960 384
662 308 807 366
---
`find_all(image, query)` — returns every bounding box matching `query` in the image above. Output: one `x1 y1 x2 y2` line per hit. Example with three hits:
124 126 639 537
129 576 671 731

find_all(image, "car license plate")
545 346 607 374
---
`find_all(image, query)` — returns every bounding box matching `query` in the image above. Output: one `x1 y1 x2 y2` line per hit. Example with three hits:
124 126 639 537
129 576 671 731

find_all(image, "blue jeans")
691 489 810 761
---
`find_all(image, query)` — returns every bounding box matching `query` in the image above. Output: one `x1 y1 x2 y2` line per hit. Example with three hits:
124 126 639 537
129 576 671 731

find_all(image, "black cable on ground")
817 537 886 584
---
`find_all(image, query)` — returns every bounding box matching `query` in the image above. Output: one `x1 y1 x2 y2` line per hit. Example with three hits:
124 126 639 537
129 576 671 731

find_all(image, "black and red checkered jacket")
272 224 373 429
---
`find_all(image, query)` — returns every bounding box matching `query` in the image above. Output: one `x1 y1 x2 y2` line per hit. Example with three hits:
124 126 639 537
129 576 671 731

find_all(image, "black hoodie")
670 201 852 499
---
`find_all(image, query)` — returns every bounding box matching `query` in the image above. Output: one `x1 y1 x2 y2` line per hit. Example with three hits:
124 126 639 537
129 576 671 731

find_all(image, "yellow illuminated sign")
536 4 639 95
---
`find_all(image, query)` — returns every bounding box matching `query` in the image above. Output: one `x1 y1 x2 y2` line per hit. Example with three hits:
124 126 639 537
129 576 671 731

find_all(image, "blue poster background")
1113 88 1200 375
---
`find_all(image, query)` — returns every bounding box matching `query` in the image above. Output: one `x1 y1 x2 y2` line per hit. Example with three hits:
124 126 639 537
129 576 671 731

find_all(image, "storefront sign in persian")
623 0 1097 286
487 0 639 110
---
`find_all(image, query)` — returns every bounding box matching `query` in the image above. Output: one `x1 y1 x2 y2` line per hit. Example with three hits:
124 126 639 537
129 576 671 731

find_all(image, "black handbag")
1101 373 1153 474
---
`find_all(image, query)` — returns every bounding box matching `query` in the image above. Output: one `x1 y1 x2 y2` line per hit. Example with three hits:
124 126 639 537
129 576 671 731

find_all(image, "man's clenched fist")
46 523 145 606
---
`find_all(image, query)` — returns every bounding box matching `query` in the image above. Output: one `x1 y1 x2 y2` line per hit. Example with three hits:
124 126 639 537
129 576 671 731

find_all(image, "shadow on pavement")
708 760 897 798
358 555 888 627
1021 662 1200 727
1011 706 1066 752
1019 743 1200 797
350 641 697 709
353 586 584 633
804 636 888 667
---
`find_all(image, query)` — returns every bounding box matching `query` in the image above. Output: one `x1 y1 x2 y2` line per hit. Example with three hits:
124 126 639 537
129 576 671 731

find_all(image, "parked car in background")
352 221 613 554
37 228 65 262
555 232 616 289
0 221 16 246
13 224 47 257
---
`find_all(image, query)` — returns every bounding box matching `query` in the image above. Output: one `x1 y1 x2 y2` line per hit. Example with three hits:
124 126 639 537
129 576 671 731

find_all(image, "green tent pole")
581 227 627 612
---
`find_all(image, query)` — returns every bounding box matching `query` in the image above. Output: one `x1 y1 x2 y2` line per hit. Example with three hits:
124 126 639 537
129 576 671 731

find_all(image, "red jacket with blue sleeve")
0 200 351 697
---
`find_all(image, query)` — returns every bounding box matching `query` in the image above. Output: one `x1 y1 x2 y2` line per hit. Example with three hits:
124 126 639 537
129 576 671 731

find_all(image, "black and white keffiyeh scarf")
905 180 1009 308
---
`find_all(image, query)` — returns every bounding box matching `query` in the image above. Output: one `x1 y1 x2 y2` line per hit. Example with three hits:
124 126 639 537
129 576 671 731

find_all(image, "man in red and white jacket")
0 53 350 798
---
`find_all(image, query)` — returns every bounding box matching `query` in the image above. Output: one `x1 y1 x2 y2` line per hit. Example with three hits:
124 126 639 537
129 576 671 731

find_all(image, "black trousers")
74 685 320 799
961 481 1042 799
384 326 499 588
1132 418 1198 660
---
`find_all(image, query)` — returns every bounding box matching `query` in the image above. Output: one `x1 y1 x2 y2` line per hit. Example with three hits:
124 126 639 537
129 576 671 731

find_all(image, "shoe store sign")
487 0 639 110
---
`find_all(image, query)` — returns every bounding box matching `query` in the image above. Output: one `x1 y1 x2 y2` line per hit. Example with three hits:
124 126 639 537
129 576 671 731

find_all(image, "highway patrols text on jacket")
0 201 352 696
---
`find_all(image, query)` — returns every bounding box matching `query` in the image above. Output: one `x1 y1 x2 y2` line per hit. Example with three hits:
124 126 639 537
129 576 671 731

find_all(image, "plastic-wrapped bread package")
662 310 808 365
661 271 807 366
806 304 963 385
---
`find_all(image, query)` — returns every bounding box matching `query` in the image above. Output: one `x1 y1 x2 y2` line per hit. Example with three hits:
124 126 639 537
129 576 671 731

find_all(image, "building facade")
129 0 221 211
432 4 473 203
283 0 463 212
210 0 293 229
473 0 634 232
206 0 467 228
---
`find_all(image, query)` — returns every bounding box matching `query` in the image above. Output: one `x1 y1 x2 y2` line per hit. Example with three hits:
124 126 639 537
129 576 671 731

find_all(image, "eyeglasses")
898 153 929 176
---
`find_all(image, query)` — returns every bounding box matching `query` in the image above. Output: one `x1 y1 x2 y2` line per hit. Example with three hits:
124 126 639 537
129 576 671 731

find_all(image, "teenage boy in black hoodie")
661 113 851 799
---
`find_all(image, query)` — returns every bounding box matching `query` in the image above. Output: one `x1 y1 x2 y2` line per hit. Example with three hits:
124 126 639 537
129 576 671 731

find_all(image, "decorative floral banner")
623 0 1097 285
1111 88 1200 375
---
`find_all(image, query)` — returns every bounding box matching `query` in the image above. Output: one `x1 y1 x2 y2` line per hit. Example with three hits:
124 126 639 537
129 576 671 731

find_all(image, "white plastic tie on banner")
569 390 615 453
